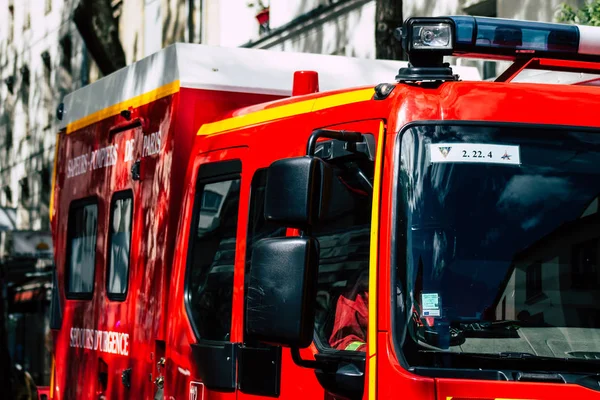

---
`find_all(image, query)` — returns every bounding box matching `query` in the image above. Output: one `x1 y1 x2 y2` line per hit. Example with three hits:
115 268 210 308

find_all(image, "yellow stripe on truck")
368 121 385 400
66 80 181 134
50 355 55 398
49 133 59 222
197 88 374 136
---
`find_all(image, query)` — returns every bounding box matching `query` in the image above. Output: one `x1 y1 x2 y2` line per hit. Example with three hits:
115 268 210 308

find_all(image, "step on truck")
49 15 600 400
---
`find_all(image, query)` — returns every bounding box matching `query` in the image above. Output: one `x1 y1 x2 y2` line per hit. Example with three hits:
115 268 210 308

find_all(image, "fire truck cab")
50 15 600 400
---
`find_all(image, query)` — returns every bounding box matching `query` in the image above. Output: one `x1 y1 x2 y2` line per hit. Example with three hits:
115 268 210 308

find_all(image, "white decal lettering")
142 131 161 157
94 331 101 350
90 144 119 170
111 332 118 354
103 331 109 353
66 154 89 178
122 333 129 356
124 139 135 162
68 326 130 356
66 143 120 179
85 329 93 349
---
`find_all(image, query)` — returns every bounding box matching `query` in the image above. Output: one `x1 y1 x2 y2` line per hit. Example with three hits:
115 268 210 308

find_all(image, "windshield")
395 123 600 371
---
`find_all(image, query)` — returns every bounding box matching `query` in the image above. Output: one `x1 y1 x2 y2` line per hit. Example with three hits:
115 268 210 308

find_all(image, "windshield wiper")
417 320 522 347
498 351 536 359
450 319 521 339
454 319 521 330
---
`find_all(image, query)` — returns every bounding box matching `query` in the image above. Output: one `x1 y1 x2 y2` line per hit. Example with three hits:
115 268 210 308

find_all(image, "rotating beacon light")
397 17 458 83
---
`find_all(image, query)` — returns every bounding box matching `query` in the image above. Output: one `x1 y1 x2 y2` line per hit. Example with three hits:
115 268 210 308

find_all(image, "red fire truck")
49 15 600 400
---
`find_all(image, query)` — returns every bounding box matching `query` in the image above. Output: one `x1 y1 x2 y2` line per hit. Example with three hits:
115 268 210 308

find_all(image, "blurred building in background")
0 0 588 388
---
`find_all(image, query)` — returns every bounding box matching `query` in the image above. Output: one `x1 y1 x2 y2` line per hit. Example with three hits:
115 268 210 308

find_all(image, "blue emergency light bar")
451 16 600 58
397 15 600 82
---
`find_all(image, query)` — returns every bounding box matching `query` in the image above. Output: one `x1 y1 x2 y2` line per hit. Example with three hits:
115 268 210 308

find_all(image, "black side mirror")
245 155 332 348
245 236 319 348
264 156 332 229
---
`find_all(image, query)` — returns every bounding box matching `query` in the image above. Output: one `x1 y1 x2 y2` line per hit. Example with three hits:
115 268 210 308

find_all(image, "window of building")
187 0 202 43
5 124 12 149
187 168 241 341
23 12 31 32
107 191 133 300
66 199 98 298
20 65 29 86
201 190 222 213
60 35 72 74
41 51 52 83
19 65 30 107
525 262 543 303
4 186 12 205
19 177 30 206
81 48 90 87
8 3 14 43
1 115 12 150
571 238 599 290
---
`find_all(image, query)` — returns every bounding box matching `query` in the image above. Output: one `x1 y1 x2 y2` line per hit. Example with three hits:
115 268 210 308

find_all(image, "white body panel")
59 43 482 130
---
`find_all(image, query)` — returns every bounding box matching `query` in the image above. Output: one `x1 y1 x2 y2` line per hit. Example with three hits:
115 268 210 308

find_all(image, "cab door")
237 118 385 400
165 146 248 400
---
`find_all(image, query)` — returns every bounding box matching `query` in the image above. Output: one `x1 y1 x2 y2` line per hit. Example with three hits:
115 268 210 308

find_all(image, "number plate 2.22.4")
429 143 521 165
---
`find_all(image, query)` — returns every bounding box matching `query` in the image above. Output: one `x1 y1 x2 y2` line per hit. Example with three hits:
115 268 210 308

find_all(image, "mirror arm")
307 129 363 156
291 347 327 370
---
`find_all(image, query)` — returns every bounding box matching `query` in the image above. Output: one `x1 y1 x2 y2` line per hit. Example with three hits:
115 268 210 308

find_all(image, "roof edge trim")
66 80 180 134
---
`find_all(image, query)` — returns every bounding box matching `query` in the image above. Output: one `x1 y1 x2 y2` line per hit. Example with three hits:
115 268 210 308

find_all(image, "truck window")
313 155 374 352
66 198 98 298
187 177 241 341
245 169 286 268
107 191 133 300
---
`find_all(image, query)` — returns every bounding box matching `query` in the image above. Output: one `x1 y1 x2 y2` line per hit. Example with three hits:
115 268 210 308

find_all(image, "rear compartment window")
107 191 133 300
66 199 98 298
188 177 241 341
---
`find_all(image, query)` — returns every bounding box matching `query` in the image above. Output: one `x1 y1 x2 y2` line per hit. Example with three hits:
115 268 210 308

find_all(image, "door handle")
154 375 164 389
154 375 165 400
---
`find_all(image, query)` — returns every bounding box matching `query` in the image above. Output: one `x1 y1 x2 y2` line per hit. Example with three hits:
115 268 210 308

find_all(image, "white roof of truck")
59 43 482 131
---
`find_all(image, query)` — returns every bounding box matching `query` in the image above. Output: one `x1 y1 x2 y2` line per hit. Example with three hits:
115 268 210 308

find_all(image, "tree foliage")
556 0 600 26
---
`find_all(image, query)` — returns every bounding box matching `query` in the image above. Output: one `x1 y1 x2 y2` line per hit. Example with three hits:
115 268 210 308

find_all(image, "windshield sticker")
421 293 441 317
429 143 521 165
